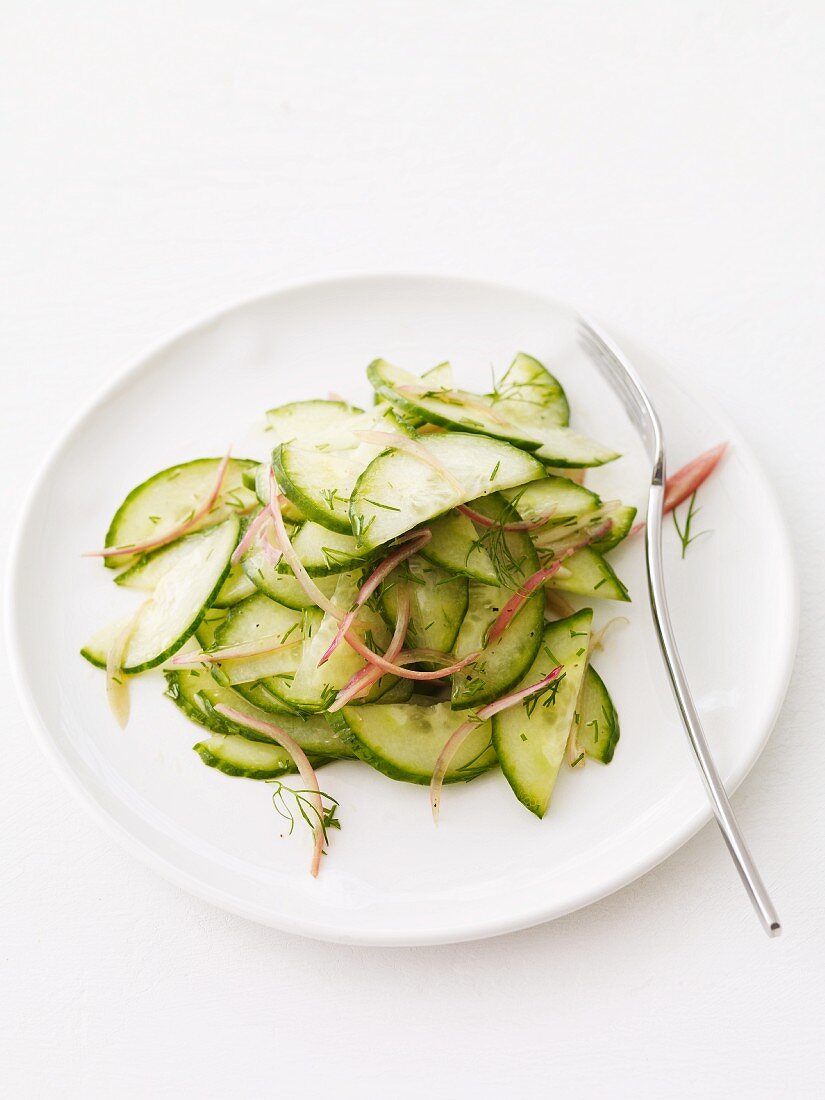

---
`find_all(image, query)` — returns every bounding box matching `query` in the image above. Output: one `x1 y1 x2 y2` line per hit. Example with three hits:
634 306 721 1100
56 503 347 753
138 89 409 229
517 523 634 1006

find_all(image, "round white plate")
7 275 797 945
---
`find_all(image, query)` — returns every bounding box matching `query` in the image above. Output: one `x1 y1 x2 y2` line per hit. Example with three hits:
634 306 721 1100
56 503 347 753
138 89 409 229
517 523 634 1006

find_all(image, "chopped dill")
672 490 709 559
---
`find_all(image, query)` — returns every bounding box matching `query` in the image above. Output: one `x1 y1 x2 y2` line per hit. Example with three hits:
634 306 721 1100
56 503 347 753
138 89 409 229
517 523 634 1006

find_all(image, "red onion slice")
457 503 555 531
213 704 328 877
486 558 571 645
631 443 728 535
328 589 412 711
429 665 563 820
170 636 302 667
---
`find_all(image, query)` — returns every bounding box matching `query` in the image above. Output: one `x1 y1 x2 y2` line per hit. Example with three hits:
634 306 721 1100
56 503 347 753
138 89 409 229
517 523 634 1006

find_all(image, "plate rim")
5 271 800 945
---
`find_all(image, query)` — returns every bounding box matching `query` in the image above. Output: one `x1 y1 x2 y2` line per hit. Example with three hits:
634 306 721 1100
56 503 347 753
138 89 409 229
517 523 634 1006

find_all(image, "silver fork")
577 316 781 937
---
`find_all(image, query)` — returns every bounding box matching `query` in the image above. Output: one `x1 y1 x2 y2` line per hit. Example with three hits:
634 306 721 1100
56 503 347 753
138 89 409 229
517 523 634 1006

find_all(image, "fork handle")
646 466 782 937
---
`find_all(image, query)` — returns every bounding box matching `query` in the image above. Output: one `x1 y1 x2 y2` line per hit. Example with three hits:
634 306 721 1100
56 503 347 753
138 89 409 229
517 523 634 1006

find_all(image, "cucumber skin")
326 710 496 786
577 665 620 764
550 548 631 603
103 457 257 569
272 444 354 534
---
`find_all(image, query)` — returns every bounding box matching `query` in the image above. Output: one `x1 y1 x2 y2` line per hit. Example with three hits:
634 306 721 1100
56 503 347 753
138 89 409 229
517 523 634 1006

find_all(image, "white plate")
6 275 798 945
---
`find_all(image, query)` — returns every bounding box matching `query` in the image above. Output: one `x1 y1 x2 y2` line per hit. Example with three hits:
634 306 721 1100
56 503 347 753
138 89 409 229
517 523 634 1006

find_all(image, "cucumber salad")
82 352 726 875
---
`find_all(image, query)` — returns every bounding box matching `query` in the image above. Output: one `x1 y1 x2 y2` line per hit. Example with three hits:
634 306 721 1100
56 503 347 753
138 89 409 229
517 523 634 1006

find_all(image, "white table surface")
2 3 823 1096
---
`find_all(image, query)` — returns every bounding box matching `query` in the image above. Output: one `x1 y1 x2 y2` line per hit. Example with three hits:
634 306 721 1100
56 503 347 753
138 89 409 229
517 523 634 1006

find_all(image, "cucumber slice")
194 734 307 779
251 464 303 521
374 361 454 420
574 665 620 764
549 547 630 602
450 495 543 710
368 359 542 450
241 539 344 609
419 510 499 585
265 399 362 443
210 593 321 684
272 572 392 712
330 701 497 784
350 433 545 550
275 522 372 577
491 352 569 427
114 533 201 591
165 667 353 754
274 406 413 533
380 555 468 656
503 475 600 527
493 610 593 816
103 457 257 569
589 503 637 553
82 518 240 674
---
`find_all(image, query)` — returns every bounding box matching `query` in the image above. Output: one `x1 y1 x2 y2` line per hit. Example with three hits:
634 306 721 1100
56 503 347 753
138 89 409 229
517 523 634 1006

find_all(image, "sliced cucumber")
450 495 543 710
103 458 257 569
165 667 354 757
350 433 545 550
250 465 303 521
330 701 497 784
589 503 637 553
274 405 412 533
574 665 620 764
210 593 321 684
490 352 569 427
380 555 468 656
275 522 372 577
419 510 499 585
241 539 344 609
194 734 307 779
82 518 239 674
368 359 542 450
114 533 201 591
503 475 600 527
265 398 362 444
549 547 630 602
493 610 593 816
375 361 454 420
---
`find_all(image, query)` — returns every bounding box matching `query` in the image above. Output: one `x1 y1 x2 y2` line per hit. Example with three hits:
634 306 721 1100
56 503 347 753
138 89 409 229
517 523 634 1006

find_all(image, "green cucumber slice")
194 734 308 779
368 359 542 450
420 510 499 585
82 518 240 674
450 495 543 709
490 351 569 427
274 406 413 533
380 555 468 656
493 610 593 816
210 593 321 684
251 464 303 521
165 667 353 755
241 540 344 609
503 475 601 526
265 399 362 444
276 522 372 577
350 433 545 550
103 457 257 569
589 503 637 553
574 665 620 763
549 547 630 602
374 362 454 421
330 701 497 784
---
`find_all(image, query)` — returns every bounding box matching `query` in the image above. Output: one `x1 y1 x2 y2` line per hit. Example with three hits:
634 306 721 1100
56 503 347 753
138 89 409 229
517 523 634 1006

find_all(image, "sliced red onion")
231 508 272 566
486 558 570 645
353 430 463 493
457 503 556 531
429 665 563 820
631 443 728 535
267 469 344 620
213 704 327 877
86 450 233 559
343 633 479 680
328 589 412 711
170 636 302 666
317 529 431 667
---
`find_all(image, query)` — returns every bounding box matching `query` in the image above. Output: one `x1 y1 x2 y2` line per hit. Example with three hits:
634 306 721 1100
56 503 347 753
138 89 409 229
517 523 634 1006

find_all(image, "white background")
2 3 823 1097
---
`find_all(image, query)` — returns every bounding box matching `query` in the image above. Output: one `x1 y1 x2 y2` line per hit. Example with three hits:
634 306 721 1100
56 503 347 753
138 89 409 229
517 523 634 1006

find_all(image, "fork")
577 316 781 937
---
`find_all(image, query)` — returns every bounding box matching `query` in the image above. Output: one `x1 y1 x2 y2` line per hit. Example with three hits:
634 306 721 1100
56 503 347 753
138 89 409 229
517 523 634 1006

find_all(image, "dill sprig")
269 782 341 848
672 490 710 559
